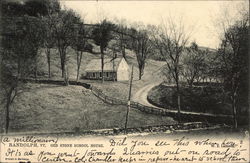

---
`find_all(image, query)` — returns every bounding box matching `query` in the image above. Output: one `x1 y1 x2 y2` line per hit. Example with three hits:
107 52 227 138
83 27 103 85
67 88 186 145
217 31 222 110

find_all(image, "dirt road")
132 82 162 107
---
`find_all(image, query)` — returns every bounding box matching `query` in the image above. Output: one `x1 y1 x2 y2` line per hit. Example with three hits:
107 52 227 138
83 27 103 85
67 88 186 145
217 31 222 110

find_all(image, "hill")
1 83 175 133
0 45 175 133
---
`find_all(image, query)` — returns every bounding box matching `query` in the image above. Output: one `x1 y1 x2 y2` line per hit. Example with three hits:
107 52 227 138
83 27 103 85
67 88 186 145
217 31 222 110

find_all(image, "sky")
63 0 246 49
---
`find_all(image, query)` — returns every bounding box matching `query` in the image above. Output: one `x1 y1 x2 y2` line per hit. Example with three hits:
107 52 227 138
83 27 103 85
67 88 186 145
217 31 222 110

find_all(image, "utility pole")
112 51 115 82
124 66 134 134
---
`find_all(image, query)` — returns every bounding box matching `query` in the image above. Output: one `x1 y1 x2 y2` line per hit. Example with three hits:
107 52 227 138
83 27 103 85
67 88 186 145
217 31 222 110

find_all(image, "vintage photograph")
0 0 249 160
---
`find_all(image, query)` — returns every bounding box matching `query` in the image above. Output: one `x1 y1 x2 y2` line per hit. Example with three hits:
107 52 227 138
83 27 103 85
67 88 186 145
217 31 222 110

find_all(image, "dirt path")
132 82 162 107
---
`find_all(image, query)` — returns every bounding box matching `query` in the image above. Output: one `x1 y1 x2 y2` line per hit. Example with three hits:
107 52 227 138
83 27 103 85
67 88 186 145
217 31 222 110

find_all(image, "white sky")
63 0 246 49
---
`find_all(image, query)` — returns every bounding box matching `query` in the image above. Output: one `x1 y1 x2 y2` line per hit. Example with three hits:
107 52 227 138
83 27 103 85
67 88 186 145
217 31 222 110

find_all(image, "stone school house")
84 58 130 81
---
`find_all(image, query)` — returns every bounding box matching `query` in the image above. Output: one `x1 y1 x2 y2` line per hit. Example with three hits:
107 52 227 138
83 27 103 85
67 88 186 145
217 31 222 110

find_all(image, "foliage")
148 84 248 118
92 19 115 82
92 19 115 54
0 0 54 133
51 9 81 84
217 15 249 128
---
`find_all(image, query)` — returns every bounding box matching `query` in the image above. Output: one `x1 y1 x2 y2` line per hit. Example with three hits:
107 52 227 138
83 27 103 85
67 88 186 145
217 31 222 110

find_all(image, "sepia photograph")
0 0 249 162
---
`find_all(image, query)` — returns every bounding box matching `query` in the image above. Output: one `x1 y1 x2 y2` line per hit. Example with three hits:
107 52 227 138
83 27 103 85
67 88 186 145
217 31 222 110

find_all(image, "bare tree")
181 42 206 87
218 20 248 128
114 18 128 59
72 22 89 81
133 30 152 80
0 67 21 134
152 17 191 122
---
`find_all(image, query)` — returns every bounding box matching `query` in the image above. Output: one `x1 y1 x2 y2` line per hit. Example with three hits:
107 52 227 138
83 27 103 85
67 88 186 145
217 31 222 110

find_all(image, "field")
0 83 176 133
1 45 178 133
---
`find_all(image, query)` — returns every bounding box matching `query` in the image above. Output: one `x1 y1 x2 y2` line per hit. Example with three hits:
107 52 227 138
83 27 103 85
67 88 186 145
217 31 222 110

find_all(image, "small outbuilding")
84 57 130 81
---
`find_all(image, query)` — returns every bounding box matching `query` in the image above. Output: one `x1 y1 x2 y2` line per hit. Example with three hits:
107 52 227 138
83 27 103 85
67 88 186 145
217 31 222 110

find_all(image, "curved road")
132 82 162 107
132 82 233 118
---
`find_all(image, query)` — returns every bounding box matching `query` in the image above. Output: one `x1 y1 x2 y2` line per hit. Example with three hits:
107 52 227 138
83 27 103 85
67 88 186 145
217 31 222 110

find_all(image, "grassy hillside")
37 47 100 80
35 45 166 101
2 83 175 133
0 45 174 133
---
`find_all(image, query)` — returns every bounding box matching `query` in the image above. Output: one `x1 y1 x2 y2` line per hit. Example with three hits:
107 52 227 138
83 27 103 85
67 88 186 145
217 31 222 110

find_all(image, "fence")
90 84 248 125
91 86 127 105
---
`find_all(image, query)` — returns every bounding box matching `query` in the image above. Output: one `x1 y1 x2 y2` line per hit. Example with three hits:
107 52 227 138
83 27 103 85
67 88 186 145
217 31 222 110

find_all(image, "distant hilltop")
199 46 217 52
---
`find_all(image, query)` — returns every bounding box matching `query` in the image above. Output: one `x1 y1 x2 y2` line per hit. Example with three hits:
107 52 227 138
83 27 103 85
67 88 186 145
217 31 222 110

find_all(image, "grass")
35 46 166 101
0 83 176 133
147 83 249 116
37 47 100 80
0 45 174 133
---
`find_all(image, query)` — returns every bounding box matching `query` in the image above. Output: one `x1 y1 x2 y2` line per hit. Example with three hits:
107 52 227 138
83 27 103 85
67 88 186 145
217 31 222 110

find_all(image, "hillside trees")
42 16 55 78
41 0 60 78
0 0 54 133
1 17 26 133
72 22 90 81
92 19 115 82
215 2 249 128
23 16 45 79
113 19 129 59
218 19 248 128
51 9 81 85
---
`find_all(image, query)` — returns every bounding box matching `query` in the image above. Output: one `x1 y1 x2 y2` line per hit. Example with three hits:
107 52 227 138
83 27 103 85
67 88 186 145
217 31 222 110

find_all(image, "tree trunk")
122 46 126 59
61 60 65 78
5 95 10 134
5 86 16 134
76 51 82 81
64 63 69 86
59 48 66 78
139 68 142 80
176 84 181 123
101 46 104 83
60 48 68 85
187 79 193 88
34 55 37 80
138 66 143 80
17 57 21 78
120 34 126 59
46 48 51 78
175 67 181 123
232 93 237 128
